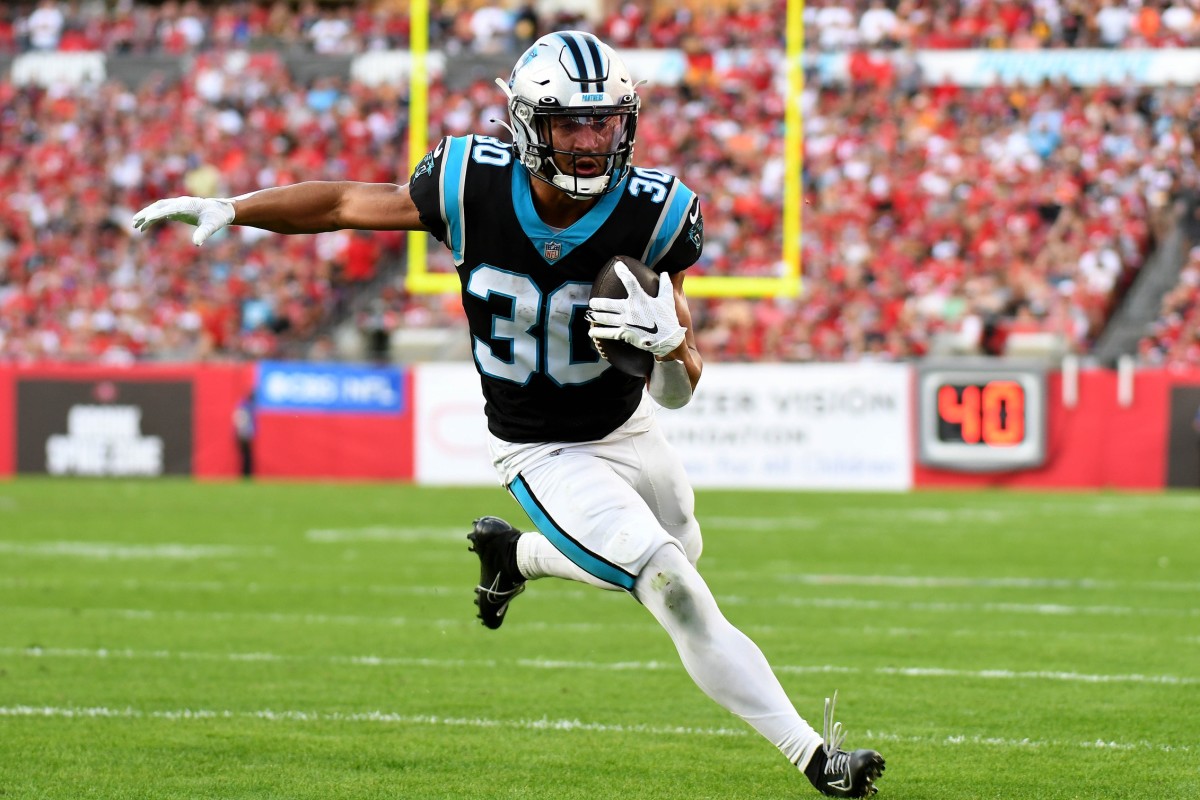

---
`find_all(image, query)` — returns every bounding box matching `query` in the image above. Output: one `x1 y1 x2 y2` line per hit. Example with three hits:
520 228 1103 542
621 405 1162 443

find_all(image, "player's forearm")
659 342 702 389
227 182 355 233
234 181 423 232
648 346 700 408
666 278 701 389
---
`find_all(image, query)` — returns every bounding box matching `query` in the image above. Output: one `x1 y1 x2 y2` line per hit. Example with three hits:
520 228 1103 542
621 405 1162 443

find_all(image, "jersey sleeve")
406 135 478 264
643 181 703 274
406 136 451 245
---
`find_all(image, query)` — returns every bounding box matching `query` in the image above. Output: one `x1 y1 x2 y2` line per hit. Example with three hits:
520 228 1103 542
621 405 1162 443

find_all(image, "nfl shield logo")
544 241 562 261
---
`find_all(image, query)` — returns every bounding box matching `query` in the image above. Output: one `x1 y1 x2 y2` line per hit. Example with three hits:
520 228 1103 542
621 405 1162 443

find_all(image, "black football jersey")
408 134 704 443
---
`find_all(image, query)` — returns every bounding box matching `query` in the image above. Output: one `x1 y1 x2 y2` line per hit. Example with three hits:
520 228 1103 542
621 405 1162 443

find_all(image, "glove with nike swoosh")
132 196 236 246
587 262 686 358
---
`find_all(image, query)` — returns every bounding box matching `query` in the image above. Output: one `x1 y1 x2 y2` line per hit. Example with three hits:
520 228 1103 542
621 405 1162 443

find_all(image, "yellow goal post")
403 0 802 299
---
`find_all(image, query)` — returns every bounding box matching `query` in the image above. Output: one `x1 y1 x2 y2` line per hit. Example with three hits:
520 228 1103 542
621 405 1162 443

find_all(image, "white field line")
838 497 1200 520
6 570 1196 597
704 515 821 530
7 606 613 632
752 574 1200 593
0 704 1189 753
9 592 1200 636
304 527 465 543
0 705 742 737
852 625 1200 646
4 573 1195 609
9 601 1197 646
4 646 1197 687
0 541 273 560
706 498 1200 530
306 509 1197 543
0 577 474 598
717 595 1200 618
0 577 467 598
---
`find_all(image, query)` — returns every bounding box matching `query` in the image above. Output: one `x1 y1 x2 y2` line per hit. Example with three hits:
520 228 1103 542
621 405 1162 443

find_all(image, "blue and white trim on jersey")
641 181 697 268
509 474 636 590
512 164 626 265
438 135 472 265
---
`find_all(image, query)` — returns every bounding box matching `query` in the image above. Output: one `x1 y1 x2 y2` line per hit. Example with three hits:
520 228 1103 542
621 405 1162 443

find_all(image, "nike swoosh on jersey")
689 201 700 223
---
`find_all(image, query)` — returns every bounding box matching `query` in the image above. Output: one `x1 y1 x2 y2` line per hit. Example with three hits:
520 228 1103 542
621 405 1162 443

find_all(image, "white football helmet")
496 31 639 199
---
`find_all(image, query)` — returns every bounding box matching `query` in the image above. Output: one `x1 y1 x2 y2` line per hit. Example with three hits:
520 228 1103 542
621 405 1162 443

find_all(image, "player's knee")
679 522 703 566
646 567 696 623
639 544 705 625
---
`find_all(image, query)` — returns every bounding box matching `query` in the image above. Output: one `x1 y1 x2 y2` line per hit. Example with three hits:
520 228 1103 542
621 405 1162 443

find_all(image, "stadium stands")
797 75 1185 362
0 1 1197 367
804 0 1200 51
1137 244 1200 367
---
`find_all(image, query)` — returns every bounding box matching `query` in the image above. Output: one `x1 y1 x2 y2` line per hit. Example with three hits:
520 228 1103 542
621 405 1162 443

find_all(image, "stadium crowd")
792 72 1200 364
805 0 1200 51
11 0 1200 56
0 0 785 56
0 53 415 363
0 1 1198 368
1137 243 1200 365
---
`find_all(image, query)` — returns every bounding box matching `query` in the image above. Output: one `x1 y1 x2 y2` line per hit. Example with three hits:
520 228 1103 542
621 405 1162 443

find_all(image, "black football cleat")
466 516 526 630
804 692 886 798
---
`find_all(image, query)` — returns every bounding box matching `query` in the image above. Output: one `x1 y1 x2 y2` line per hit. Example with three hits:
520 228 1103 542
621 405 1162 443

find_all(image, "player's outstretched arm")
133 181 427 245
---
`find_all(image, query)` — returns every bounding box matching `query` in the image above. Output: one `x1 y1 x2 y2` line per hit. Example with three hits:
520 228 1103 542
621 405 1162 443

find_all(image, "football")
589 255 658 377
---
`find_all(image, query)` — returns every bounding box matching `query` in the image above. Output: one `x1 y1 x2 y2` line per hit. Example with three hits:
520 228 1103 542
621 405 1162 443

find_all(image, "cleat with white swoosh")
467 516 526 630
804 692 886 797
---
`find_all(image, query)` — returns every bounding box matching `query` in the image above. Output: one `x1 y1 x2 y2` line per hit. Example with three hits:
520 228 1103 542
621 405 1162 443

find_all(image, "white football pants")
490 402 823 770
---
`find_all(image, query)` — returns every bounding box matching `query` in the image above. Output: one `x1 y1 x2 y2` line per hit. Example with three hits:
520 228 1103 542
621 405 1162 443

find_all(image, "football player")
132 30 884 798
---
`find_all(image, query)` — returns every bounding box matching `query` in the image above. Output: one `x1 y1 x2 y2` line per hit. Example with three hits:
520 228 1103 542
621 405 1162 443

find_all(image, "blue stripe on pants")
509 475 636 590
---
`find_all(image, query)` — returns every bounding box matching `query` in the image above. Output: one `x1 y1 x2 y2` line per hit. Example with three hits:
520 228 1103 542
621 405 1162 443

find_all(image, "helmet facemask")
498 31 640 199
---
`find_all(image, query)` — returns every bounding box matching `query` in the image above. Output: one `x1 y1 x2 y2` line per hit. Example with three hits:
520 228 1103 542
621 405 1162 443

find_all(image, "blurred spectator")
233 391 256 478
25 0 65 51
468 4 514 53
512 3 540 49
307 5 353 54
1162 1 1198 38
1094 0 1134 47
859 0 901 47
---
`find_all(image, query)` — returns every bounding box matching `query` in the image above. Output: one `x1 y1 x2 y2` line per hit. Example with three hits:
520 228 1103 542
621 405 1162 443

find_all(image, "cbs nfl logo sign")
543 240 562 261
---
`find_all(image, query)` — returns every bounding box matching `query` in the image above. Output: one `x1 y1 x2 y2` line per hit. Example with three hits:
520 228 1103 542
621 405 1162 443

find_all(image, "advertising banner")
256 361 405 414
658 363 913 490
252 361 413 479
413 363 495 486
15 378 193 476
412 362 914 491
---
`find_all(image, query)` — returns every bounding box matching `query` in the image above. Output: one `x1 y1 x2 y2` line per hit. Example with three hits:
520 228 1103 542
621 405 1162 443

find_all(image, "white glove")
132 196 236 246
587 262 686 358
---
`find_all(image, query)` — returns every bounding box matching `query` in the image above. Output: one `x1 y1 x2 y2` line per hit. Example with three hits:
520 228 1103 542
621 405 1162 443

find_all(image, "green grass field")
1 479 1197 799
